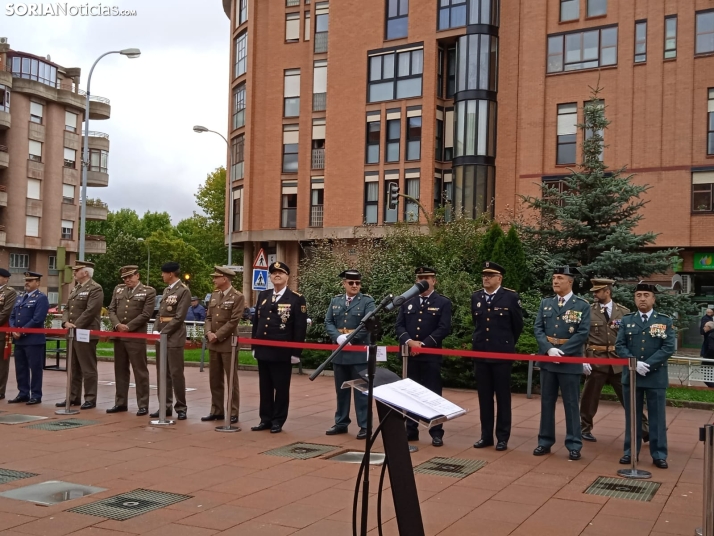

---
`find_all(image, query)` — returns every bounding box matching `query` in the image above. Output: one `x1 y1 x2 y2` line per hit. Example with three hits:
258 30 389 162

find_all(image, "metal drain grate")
68 489 192 520
414 457 487 478
585 477 661 501
262 442 339 460
0 468 38 485
25 419 99 431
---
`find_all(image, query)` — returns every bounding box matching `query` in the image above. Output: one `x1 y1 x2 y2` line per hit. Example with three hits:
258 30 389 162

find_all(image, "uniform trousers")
474 361 512 443
257 360 292 426
538 369 582 451
333 362 368 429
113 339 150 409
406 359 444 439
209 350 240 417
70 339 98 404
154 344 187 412
0 353 9 397
623 384 667 460
14 345 44 399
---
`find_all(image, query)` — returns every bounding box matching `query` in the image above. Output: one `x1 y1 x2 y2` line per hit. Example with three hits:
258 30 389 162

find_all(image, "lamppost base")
149 419 175 426
617 468 652 479
215 425 241 433
55 409 80 416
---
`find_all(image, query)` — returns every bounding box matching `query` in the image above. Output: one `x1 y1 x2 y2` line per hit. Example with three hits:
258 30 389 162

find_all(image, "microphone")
385 280 430 311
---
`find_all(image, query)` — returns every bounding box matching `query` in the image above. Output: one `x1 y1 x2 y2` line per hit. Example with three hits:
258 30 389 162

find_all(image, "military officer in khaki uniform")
202 266 244 424
0 268 18 400
57 260 104 409
107 265 156 416
151 262 191 420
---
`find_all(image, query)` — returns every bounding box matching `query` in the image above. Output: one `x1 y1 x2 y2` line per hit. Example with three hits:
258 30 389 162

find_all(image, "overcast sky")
2 0 230 223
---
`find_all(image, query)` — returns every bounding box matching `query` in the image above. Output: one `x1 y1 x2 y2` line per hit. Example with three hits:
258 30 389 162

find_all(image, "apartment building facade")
0 39 109 303
220 0 714 308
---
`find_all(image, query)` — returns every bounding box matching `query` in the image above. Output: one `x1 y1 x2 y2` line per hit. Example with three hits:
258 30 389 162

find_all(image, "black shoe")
177 411 187 421
568 450 581 461
270 424 282 433
653 459 668 469
582 432 597 442
473 439 494 449
201 414 225 422
619 455 631 465
26 399 41 405
251 422 271 431
106 405 128 414
9 396 30 404
496 441 508 451
150 409 172 418
230 416 238 424
533 446 551 456
0 394 4 400
407 434 419 442
55 400 80 407
80 402 96 410
356 428 367 440
642 431 650 443
432 437 444 447
136 408 148 416
326 425 348 436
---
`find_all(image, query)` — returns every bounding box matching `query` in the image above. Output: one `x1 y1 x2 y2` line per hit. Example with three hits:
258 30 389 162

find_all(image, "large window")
10 253 29 271
557 103 577 165
454 99 496 158
406 116 421 161
9 55 57 87
404 175 419 222
304 12 311 40
368 47 423 103
315 3 329 53
89 149 108 173
547 26 618 73
587 0 607 17
560 0 578 22
233 83 246 129
634 20 647 63
26 216 40 238
384 176 399 223
29 140 42 162
366 114 381 164
311 119 325 169
693 171 714 212
235 31 247 77
386 0 408 40
231 135 245 180
438 0 466 30
284 69 301 117
48 256 57 271
0 85 9 112
664 16 677 59
708 89 714 156
446 47 456 98
456 34 498 94
453 164 494 218
237 0 247 25
281 185 298 228
61 220 73 240
62 184 75 204
313 60 327 111
310 185 324 227
65 110 77 132
63 147 76 168
696 11 714 55
27 179 41 200
364 179 379 224
386 118 400 162
435 117 444 161
232 188 243 231
30 101 43 124
282 125 299 173
286 12 300 42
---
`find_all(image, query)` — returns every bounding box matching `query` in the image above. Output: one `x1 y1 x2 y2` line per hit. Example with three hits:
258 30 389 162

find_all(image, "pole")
401 343 418 454
527 359 534 399
617 357 651 479
200 337 206 372
150 333 174 426
227 140 233 267
216 336 240 432
359 344 377 536
55 328 79 415
696 424 714 536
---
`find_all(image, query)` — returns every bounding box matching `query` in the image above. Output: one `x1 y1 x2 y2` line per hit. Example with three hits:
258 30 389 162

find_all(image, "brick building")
219 0 714 313
0 39 109 303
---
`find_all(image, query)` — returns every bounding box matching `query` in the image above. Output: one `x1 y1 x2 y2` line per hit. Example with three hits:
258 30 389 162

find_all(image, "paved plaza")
0 361 711 536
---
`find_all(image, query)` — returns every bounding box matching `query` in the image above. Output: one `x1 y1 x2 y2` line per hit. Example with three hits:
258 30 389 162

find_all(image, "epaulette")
615 304 629 310
294 291 303 297
363 294 373 298
575 296 590 303
503 287 517 293
653 312 671 319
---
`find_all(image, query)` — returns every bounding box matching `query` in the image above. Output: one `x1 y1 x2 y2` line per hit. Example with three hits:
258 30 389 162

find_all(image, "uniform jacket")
395 292 452 362
204 286 245 353
0 285 18 348
324 293 376 365
587 301 629 373
186 304 206 322
10 289 49 346
62 279 103 338
155 281 191 348
534 294 591 374
616 310 675 389
107 282 157 337
252 287 308 363
471 287 523 363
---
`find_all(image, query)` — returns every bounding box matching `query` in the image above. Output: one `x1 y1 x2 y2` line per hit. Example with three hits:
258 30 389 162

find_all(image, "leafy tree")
477 221 504 265
89 233 144 305
195 167 226 226
141 212 173 236
144 230 212 297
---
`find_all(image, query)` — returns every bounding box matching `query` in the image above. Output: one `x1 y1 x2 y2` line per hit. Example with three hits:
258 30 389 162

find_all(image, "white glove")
583 363 592 376
290 356 301 364
636 361 650 376
251 350 255 358
336 334 349 345
152 331 160 335
547 348 564 357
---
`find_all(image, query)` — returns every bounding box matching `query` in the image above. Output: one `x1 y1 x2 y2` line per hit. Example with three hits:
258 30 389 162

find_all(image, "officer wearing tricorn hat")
0 267 17 401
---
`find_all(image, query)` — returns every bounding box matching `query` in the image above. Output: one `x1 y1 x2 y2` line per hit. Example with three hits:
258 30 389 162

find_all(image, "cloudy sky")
2 0 230 222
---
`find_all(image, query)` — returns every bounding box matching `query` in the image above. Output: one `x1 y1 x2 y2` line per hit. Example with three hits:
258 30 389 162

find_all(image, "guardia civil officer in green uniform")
324 270 376 440
533 266 590 460
616 283 675 469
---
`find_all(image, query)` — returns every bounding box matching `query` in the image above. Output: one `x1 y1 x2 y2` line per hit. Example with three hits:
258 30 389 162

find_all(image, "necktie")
272 294 277 303
346 297 353 306
128 288 134 299
602 307 610 322
642 313 648 324
486 294 493 304
558 297 565 308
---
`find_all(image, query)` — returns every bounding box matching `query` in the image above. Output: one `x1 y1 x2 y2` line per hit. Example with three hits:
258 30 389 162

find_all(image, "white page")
391 379 465 418
376 346 387 362
373 382 442 420
75 329 90 343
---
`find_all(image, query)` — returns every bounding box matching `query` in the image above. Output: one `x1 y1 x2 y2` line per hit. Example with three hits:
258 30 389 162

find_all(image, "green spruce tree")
491 226 528 291
478 221 505 265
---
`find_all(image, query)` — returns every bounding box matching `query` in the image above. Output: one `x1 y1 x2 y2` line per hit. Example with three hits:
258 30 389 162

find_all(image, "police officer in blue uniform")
533 266 591 460
324 269 376 440
471 261 523 451
616 283 675 469
8 272 49 405
396 266 452 447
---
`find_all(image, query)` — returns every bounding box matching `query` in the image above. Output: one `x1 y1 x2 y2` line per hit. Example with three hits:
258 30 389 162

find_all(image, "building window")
560 0 578 22
404 175 419 222
310 186 324 227
444 108 454 160
368 47 423 103
708 89 714 155
233 83 246 129
235 31 247 77
9 56 57 87
438 0 466 31
446 47 456 98
434 170 453 211
89 149 108 173
696 11 714 55
437 48 444 98
386 118 400 162
27 178 41 200
456 34 499 94
543 178 570 208
238 0 247 25
284 69 301 117
62 184 75 204
29 140 42 162
303 12 311 40
231 135 245 180
47 291 59 304
315 3 329 53
406 116 421 160
557 103 577 165
313 60 327 111
282 124 299 173
547 26 618 73
232 188 243 231
61 220 73 240
48 256 57 271
664 16 677 59
693 171 714 212
63 147 76 168
0 84 9 112
386 0 408 40
10 253 29 272
281 187 298 229
286 12 300 42
634 20 647 63
364 179 379 224
26 216 40 238
587 0 607 17
435 118 444 161
366 116 381 164
311 118 326 169
454 99 496 158
384 177 399 223
65 110 77 132
30 101 43 124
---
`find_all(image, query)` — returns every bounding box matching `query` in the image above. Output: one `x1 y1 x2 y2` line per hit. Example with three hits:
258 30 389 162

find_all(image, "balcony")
0 185 6 207
0 110 9 130
63 166 79 185
85 199 108 221
286 0 299 5
311 148 325 170
0 145 8 169
315 32 328 53
313 92 326 111
0 226 6 247
27 160 44 180
84 234 107 254
88 95 111 120
310 205 324 227
87 170 109 187
61 202 76 221
83 131 110 150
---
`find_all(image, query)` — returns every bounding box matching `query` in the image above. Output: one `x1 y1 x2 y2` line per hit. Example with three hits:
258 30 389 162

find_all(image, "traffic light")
388 182 400 210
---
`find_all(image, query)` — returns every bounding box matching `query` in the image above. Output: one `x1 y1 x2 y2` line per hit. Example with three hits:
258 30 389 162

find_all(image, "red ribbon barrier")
0 326 161 341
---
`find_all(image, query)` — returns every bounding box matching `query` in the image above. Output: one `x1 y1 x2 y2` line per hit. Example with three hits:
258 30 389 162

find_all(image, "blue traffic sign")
252 269 268 291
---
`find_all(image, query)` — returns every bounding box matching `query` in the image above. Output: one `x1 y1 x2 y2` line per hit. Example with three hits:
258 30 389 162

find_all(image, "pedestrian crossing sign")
252 269 268 291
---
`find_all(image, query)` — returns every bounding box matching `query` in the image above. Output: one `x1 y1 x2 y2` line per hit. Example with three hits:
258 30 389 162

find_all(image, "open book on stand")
371 378 466 424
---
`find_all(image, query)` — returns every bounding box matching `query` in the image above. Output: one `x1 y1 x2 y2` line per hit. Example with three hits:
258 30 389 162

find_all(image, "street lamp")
192 125 234 266
78 48 141 261
137 238 150 287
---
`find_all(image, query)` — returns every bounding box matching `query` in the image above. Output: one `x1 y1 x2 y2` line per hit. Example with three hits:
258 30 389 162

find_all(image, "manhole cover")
0 414 48 425
585 477 661 501
0 468 38 485
0 481 106 505
68 489 191 520
25 419 98 431
262 442 339 460
414 457 487 478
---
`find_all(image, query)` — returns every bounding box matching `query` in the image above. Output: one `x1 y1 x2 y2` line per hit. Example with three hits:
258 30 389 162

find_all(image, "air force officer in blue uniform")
9 272 49 404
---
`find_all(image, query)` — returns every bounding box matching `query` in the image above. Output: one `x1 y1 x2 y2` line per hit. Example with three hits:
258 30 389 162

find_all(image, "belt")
159 317 174 323
547 336 569 345
588 344 613 352
338 328 355 334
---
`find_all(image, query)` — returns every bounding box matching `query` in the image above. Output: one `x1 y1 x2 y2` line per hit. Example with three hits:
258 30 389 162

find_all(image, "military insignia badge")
274 262 281 269
301 305 306 313
518 299 522 308
261 299 267 305
649 323 667 339
167 306 173 312
477 302 481 308
408 304 413 310
562 310 583 324
569 326 575 334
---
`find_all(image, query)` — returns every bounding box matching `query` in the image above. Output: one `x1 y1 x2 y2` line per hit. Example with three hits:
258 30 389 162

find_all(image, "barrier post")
526 359 534 399
695 424 714 536
401 343 418 454
55 328 79 415
617 357 651 479
216 336 240 433
200 337 206 372
150 333 174 426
